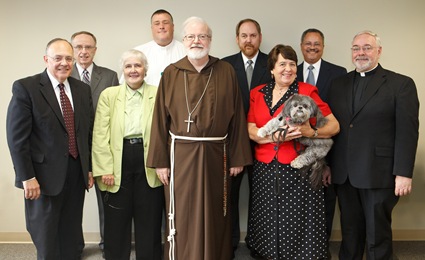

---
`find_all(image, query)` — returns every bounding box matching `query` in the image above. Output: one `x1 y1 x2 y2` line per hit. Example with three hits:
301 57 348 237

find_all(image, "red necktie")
59 84 78 159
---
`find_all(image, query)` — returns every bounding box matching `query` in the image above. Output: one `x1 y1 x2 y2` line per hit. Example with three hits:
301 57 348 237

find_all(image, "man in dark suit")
297 28 347 101
70 31 119 256
327 31 419 260
297 28 347 258
6 38 94 260
222 18 271 256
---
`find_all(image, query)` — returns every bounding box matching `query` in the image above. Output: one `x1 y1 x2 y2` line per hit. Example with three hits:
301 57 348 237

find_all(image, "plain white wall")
1 0 425 240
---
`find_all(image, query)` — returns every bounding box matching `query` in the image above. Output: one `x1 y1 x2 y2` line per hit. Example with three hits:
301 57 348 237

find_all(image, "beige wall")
1 0 424 241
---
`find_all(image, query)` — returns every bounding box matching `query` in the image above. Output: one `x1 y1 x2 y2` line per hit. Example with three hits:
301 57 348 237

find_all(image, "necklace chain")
274 87 286 96
184 67 214 132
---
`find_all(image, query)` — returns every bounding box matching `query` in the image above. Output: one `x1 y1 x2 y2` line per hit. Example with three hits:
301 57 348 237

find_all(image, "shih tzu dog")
257 94 333 190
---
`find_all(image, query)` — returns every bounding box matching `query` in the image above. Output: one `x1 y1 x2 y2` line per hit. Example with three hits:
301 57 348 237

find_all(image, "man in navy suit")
327 30 419 259
297 28 347 258
222 18 271 256
297 28 347 101
6 38 94 259
70 31 119 256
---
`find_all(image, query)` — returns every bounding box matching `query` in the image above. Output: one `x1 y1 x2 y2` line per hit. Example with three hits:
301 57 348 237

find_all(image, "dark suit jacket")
327 64 419 189
6 70 94 196
71 63 119 109
297 59 347 101
222 51 271 113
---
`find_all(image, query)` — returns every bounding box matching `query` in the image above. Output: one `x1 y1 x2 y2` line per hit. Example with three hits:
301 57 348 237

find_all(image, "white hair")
353 30 381 47
119 49 149 72
181 16 212 39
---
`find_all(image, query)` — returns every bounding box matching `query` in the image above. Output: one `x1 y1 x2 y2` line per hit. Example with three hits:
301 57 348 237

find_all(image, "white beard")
187 47 209 60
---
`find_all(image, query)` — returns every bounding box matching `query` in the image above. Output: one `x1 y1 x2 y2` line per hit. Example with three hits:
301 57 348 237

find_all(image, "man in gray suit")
70 31 119 256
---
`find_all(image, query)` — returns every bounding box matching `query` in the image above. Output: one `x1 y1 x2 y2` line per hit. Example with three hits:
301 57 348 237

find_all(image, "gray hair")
182 16 212 39
119 49 149 73
352 30 381 47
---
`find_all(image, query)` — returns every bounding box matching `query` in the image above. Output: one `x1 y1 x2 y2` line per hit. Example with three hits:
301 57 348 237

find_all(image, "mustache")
190 44 203 48
307 49 319 53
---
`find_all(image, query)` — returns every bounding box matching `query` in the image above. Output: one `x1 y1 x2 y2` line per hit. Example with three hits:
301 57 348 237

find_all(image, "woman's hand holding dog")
270 126 301 142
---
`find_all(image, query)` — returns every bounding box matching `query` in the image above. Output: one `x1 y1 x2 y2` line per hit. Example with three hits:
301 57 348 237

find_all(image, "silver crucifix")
184 114 194 132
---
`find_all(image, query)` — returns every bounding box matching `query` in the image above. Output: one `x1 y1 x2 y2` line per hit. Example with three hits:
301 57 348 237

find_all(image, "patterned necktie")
246 60 254 89
306 65 315 86
82 69 90 85
59 84 78 159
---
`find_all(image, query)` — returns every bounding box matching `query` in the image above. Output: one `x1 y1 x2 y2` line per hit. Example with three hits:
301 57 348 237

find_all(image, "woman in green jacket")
92 49 163 260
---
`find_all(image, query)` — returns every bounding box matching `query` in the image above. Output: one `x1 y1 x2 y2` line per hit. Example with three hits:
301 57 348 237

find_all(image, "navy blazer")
6 70 94 195
327 65 419 189
222 51 271 113
297 59 347 102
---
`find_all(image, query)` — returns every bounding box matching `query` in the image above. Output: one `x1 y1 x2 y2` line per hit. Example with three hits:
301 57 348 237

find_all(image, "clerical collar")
356 65 378 77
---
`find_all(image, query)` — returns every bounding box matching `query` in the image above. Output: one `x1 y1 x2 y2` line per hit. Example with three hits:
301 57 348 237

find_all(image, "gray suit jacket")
71 63 119 109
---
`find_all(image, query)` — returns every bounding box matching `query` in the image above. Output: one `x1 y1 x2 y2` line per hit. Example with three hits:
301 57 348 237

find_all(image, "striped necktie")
82 69 90 85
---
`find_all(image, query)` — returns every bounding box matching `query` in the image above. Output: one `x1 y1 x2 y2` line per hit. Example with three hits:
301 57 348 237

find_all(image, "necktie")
246 60 253 88
59 84 78 159
82 69 90 85
306 65 315 86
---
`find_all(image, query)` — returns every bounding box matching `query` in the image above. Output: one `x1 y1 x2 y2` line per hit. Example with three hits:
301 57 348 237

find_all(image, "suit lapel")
141 84 155 135
316 61 331 93
71 64 80 80
344 72 356 117
251 53 268 88
353 66 386 116
69 78 82 131
116 85 126 136
39 71 67 130
90 63 102 94
235 53 250 99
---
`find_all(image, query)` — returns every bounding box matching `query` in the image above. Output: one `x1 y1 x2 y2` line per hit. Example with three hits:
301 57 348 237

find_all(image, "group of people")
6 8 419 260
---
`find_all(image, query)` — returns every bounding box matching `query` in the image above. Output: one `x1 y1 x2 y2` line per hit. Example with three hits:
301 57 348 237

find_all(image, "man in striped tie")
70 31 119 257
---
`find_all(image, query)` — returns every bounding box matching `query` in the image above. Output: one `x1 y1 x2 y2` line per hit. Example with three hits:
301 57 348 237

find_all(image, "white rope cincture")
168 131 227 260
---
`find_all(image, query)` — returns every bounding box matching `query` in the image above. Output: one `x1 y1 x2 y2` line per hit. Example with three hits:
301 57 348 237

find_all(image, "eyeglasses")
73 45 96 51
184 34 211 41
351 45 376 53
47 55 74 63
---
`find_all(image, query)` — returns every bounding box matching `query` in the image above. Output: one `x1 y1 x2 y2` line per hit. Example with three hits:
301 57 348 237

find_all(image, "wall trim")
1 230 425 243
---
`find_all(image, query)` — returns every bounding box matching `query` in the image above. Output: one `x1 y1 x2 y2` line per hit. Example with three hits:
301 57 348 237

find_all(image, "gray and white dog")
257 94 333 190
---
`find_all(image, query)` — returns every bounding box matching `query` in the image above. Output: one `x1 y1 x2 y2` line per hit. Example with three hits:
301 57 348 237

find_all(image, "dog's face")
283 94 318 125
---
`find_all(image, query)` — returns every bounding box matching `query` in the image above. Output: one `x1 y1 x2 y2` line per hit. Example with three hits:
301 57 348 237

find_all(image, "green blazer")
92 82 162 192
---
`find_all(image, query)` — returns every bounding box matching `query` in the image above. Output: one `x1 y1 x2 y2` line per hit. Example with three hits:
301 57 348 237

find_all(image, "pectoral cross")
185 114 194 132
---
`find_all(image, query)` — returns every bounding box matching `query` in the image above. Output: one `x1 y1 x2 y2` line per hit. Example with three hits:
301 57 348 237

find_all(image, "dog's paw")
290 158 304 169
257 128 267 138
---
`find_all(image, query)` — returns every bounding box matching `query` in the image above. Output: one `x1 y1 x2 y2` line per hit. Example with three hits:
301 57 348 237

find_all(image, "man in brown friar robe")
147 16 252 260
